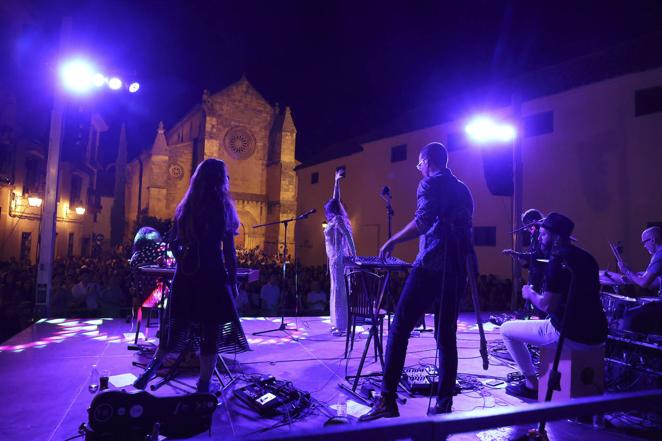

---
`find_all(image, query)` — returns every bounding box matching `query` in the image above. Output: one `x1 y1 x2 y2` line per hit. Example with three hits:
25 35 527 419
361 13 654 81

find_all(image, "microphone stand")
252 209 314 337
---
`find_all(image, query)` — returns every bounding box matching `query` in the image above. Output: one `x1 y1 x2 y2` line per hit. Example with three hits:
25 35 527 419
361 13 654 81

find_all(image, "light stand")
252 209 315 336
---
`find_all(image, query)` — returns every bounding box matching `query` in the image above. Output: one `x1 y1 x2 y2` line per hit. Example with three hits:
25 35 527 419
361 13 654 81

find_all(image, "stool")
538 343 604 401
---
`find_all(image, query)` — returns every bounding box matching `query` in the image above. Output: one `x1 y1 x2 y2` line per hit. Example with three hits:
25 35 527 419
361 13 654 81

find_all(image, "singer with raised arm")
617 226 662 334
133 159 249 393
323 168 357 336
359 142 474 421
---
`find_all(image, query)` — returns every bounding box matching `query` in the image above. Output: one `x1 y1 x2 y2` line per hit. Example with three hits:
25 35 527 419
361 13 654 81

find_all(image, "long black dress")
162 224 249 355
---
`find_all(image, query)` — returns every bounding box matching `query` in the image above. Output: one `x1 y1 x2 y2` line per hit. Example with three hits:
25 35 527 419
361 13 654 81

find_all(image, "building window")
635 86 662 117
20 232 32 263
311 172 319 184
24 157 46 195
70 175 83 206
390 144 407 163
68 233 75 257
523 111 554 137
0 142 14 183
474 226 497 247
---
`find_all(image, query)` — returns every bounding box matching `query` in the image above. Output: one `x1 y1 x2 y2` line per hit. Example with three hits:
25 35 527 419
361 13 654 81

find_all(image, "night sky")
5 0 662 163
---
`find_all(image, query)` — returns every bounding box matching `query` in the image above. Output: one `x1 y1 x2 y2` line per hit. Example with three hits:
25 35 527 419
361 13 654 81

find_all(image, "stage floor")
0 313 651 440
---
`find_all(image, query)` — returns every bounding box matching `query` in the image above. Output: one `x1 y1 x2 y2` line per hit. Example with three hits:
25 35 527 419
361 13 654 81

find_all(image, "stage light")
75 206 86 215
92 73 106 87
465 115 517 144
108 77 122 90
59 58 96 94
27 196 43 207
128 82 140 93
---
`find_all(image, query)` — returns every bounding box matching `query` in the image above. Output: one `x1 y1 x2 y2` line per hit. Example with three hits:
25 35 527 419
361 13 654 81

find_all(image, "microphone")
298 208 316 218
380 186 391 201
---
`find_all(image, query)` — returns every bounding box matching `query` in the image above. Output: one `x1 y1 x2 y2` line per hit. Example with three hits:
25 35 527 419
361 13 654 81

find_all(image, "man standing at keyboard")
360 142 474 421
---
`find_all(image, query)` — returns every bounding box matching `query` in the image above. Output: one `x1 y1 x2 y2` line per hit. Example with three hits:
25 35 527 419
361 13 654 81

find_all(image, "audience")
0 242 521 342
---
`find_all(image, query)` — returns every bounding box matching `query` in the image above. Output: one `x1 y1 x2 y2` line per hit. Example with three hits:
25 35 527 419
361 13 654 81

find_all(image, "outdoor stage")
0 313 653 440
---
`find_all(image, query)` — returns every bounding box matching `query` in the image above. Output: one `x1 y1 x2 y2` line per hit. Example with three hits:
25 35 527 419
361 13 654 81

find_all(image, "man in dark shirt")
359 142 474 421
500 212 608 399
618 226 662 333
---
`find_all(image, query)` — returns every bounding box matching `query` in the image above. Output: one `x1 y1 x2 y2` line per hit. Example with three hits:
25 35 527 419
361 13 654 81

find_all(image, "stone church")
125 76 298 255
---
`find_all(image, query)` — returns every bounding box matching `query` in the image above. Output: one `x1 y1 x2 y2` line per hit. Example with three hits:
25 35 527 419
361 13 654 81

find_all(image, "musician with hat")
500 212 608 399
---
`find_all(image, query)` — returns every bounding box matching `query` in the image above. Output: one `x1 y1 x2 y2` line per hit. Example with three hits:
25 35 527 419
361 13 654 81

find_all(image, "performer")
502 208 547 318
360 142 474 421
134 159 249 392
500 212 608 398
617 226 662 334
324 168 357 336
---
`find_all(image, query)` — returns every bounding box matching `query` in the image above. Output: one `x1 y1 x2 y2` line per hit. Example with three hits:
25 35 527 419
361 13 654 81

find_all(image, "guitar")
85 390 217 440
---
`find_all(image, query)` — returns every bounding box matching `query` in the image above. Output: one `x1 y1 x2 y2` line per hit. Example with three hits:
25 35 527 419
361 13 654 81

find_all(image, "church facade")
125 77 298 255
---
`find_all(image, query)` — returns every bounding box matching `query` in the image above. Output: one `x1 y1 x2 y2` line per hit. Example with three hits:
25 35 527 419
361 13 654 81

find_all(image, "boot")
358 394 399 422
428 396 453 415
196 379 210 393
133 358 162 390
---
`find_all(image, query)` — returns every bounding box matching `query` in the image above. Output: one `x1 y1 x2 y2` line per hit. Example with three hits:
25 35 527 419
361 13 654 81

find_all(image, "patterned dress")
324 216 354 331
162 226 249 355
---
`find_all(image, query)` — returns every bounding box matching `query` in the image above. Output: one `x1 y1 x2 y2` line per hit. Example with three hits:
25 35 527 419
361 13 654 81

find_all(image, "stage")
0 313 653 440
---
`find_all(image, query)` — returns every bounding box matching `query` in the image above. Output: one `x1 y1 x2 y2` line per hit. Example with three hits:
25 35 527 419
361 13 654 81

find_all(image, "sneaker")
331 329 346 337
505 382 538 399
358 395 399 422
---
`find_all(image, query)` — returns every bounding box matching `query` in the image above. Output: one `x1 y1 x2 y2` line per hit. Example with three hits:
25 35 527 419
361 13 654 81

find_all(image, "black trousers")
381 264 465 399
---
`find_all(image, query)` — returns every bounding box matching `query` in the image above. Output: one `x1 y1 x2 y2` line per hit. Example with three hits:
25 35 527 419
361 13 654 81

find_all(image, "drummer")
617 226 662 334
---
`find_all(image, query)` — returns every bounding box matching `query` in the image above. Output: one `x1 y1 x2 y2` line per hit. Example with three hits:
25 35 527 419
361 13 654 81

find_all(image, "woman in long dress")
134 158 249 392
324 169 357 336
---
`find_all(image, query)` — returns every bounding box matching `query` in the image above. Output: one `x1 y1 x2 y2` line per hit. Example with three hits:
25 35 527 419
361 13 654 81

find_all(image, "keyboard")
138 266 259 283
345 255 412 270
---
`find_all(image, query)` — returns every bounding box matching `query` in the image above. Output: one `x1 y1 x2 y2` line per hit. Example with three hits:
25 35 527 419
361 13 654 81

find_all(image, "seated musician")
128 227 164 318
503 208 547 318
500 212 608 399
617 226 662 334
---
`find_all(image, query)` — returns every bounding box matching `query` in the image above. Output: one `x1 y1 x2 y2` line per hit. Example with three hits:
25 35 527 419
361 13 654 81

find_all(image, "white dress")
324 216 354 331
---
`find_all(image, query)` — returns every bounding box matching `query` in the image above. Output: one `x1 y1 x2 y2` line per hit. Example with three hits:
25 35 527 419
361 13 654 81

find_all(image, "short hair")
420 142 448 169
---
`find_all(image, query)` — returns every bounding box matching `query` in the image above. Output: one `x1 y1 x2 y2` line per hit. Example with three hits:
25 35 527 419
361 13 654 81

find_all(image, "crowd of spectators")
0 244 516 342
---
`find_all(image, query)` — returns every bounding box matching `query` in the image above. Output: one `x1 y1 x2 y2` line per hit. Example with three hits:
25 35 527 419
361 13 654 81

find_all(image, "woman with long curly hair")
134 158 249 392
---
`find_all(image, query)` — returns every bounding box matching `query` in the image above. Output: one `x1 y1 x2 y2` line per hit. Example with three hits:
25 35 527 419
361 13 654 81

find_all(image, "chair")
344 269 387 359
538 342 605 401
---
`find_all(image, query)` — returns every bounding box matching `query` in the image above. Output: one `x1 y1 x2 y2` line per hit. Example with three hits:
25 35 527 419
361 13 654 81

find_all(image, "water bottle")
89 365 100 393
337 396 347 418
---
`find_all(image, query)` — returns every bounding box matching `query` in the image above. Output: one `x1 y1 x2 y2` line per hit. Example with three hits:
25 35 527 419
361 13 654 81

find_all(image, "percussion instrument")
599 270 628 286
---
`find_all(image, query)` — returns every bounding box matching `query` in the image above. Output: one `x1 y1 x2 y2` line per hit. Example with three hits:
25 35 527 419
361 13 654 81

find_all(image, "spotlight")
59 59 95 94
465 115 516 144
108 77 123 90
75 206 86 215
92 73 106 87
128 82 140 93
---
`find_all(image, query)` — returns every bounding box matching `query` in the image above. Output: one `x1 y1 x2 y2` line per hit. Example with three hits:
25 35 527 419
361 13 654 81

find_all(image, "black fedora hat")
539 212 574 238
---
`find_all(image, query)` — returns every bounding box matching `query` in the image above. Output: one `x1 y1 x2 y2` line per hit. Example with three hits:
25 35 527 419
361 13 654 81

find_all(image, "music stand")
251 209 314 336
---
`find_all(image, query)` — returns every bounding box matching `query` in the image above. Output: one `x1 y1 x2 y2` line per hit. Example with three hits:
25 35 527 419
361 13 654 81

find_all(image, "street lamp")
35 44 139 317
464 114 522 309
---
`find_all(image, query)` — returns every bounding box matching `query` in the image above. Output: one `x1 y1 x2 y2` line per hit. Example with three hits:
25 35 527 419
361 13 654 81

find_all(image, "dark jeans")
382 264 465 399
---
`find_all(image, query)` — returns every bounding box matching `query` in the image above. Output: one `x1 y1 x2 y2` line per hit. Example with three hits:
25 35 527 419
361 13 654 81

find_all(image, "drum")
600 292 637 329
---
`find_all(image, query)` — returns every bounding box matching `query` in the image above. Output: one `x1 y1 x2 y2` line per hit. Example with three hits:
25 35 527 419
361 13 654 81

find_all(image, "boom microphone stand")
252 208 315 336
